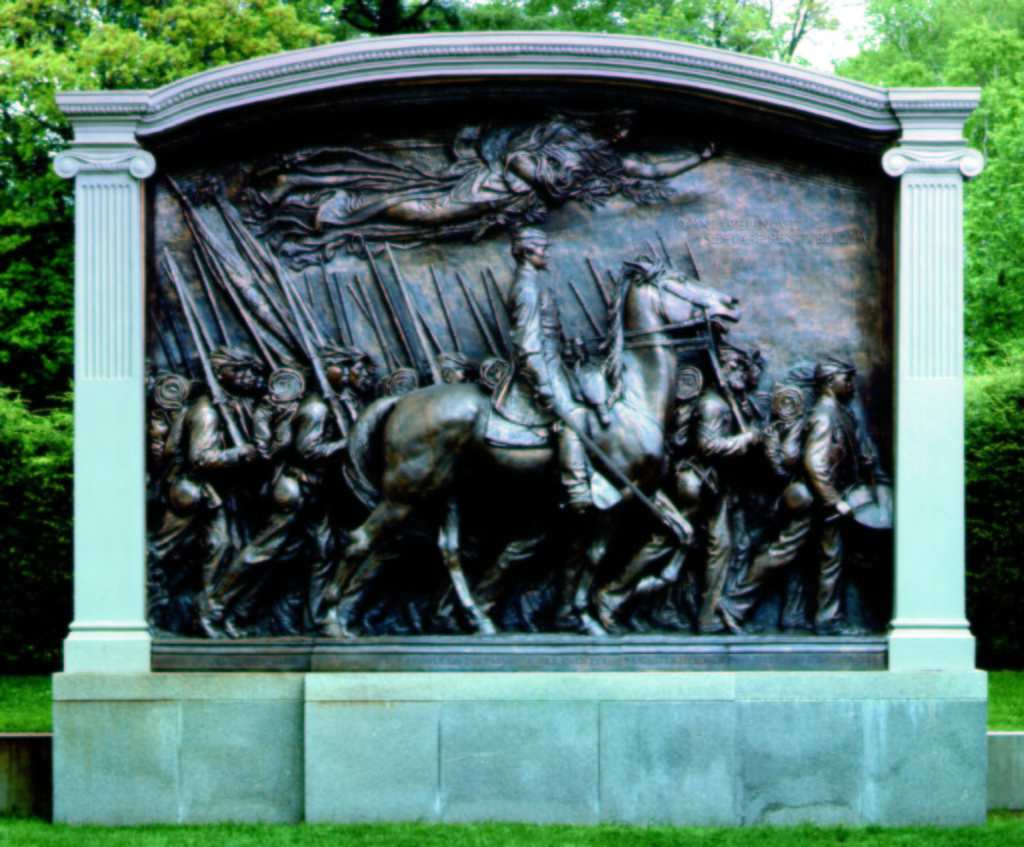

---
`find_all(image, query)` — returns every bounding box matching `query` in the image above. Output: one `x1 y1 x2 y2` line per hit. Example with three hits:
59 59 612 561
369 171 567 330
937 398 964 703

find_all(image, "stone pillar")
54 94 155 672
883 90 984 671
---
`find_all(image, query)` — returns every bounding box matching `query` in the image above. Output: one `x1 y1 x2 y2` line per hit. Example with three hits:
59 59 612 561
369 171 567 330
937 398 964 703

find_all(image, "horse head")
620 255 741 333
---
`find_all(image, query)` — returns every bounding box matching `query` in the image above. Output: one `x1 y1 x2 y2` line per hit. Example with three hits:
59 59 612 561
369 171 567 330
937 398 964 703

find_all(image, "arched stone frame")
54 33 982 672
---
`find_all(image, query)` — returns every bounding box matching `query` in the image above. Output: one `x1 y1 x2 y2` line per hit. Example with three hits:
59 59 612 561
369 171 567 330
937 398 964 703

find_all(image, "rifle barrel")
568 280 603 336
353 276 400 371
162 250 245 447
362 237 417 372
431 265 462 353
385 244 442 383
193 248 230 346
585 257 612 308
456 271 500 357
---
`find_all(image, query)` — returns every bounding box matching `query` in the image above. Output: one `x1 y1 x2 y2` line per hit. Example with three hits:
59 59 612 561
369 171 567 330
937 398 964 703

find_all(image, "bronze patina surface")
145 88 893 647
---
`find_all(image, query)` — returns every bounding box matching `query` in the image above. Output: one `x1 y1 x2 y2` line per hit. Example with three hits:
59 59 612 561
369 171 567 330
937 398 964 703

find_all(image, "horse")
323 256 741 636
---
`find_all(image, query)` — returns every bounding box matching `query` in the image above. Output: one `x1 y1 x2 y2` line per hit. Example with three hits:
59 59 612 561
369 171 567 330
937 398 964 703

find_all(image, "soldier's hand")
238 444 258 463
835 500 853 518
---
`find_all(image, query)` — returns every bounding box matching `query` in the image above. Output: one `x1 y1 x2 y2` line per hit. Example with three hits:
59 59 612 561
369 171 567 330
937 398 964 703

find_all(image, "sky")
791 0 870 72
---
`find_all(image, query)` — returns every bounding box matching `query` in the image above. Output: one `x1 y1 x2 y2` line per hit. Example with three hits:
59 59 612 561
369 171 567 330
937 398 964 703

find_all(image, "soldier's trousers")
202 495 333 631
723 508 841 630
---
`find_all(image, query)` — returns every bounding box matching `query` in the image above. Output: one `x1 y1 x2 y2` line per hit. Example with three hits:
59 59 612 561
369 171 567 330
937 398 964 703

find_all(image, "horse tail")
343 395 402 510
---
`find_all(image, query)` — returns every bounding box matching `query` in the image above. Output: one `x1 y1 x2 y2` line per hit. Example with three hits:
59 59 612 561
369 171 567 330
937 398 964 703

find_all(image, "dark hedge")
0 390 72 673
966 357 1024 669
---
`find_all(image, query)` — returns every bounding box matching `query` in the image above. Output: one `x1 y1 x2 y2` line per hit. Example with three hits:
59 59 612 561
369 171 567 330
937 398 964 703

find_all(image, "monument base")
53 671 987 826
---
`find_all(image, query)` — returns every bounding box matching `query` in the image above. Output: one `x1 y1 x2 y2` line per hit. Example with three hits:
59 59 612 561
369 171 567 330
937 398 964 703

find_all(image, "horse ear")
622 253 663 285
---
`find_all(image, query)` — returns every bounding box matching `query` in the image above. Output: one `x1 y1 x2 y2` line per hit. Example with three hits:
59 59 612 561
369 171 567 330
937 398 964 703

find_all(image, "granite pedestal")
53 671 987 826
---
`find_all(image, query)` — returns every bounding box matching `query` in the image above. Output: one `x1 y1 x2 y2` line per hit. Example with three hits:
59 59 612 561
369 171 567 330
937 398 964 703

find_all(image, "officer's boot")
558 409 593 512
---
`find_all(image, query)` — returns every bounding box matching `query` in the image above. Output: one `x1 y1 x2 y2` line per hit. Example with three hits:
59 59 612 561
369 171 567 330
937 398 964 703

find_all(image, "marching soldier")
199 347 376 637
720 358 877 635
148 347 265 634
692 346 763 633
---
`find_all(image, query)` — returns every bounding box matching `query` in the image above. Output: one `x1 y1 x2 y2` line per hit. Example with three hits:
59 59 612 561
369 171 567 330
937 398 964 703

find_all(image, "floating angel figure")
242 110 714 267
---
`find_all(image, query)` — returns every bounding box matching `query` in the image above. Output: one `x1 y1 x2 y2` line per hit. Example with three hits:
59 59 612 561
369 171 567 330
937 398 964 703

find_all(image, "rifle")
271 254 352 439
352 277 400 371
162 250 245 447
568 280 603 336
386 244 442 384
456 271 500 357
323 267 350 346
148 307 177 373
361 237 419 376
657 232 674 268
193 248 230 346
431 265 462 353
483 268 512 355
585 257 612 308
684 242 747 433
152 278 194 379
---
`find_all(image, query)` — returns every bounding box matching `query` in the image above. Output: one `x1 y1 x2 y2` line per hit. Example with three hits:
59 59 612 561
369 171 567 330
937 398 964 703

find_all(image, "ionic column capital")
54 149 156 180
882 146 985 178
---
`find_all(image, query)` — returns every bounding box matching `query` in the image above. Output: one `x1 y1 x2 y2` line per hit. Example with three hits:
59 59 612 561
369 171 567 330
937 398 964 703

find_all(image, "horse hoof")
578 611 609 638
320 620 357 638
475 617 499 636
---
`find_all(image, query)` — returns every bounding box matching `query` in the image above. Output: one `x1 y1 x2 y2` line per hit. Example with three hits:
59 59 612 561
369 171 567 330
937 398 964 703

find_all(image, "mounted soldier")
490 227 618 513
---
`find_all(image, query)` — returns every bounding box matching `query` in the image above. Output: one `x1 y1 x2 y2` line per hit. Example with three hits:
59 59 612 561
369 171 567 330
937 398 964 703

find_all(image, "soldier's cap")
319 345 374 369
209 346 264 371
814 357 856 382
511 227 548 251
719 342 762 369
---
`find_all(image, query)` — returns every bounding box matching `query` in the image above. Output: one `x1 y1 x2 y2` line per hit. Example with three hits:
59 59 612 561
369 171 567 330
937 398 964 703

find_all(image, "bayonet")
656 232 674 268
148 307 177 373
162 249 245 447
193 248 229 346
456 271 500 357
385 244 442 383
569 280 603 336
352 276 400 371
361 236 418 374
322 267 349 346
585 257 612 307
431 265 462 353
153 276 194 378
483 268 512 355
686 242 702 281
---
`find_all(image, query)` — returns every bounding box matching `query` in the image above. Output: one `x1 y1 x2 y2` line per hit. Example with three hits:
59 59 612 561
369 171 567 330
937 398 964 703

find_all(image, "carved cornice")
882 147 985 178
55 34 906 138
54 149 157 180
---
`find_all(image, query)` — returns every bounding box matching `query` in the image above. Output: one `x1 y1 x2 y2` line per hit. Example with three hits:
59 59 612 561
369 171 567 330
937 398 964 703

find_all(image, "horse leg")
437 499 498 635
322 500 411 637
474 533 547 620
555 511 619 637
596 494 693 632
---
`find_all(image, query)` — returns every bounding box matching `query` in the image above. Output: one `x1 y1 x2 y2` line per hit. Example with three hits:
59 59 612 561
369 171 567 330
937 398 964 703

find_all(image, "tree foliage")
836 0 1024 364
965 357 1024 668
0 390 72 671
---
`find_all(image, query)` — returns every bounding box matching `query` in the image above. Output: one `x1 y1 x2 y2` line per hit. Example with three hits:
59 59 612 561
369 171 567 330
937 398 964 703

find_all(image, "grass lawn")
0 818 1022 846
0 675 52 733
988 671 1024 731
3 671 1024 733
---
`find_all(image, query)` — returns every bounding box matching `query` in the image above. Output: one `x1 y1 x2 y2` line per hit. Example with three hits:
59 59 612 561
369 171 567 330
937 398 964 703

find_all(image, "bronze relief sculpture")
146 104 893 641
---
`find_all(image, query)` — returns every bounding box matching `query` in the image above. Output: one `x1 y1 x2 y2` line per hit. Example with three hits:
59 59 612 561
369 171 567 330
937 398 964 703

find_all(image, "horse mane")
602 253 664 383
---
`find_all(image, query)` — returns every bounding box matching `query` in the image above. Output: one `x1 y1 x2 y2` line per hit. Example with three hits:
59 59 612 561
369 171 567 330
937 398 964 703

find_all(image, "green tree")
836 0 1024 363
0 0 332 409
0 389 72 671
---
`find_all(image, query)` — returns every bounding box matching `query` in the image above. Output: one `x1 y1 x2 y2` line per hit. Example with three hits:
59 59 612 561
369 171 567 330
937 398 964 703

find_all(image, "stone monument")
52 33 987 826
